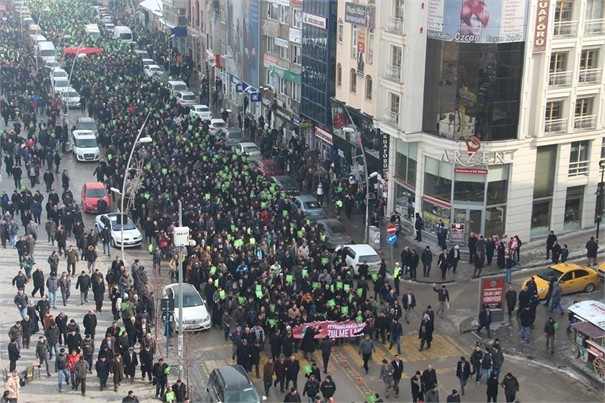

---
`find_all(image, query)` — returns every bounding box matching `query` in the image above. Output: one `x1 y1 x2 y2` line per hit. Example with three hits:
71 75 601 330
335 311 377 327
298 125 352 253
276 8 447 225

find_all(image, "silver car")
291 195 326 220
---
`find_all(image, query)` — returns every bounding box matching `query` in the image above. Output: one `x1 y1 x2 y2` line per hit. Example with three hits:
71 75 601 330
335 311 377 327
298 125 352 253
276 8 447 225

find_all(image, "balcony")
548 71 572 86
385 17 404 36
578 68 602 85
383 65 402 84
568 161 589 177
544 118 567 134
554 21 577 37
573 115 597 131
384 109 400 127
585 18 605 35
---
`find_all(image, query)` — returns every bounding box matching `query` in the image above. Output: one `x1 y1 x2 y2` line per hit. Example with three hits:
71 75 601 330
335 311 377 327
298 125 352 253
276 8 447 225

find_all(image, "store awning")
139 0 162 16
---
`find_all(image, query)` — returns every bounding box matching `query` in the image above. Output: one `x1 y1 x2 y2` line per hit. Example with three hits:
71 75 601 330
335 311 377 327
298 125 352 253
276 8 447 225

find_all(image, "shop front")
418 139 513 245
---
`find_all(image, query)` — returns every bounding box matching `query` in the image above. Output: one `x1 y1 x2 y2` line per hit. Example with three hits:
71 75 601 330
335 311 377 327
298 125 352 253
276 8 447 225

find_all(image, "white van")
84 24 101 38
37 41 56 62
29 34 47 50
113 26 133 44
72 130 100 162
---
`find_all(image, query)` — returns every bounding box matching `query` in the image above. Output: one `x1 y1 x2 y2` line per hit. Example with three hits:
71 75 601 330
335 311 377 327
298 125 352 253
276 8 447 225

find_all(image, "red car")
251 159 283 176
81 182 111 213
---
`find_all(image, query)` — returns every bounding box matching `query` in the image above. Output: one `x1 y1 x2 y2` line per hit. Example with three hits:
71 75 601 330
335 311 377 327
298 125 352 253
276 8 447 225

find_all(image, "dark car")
251 159 283 176
316 219 353 250
270 175 300 196
207 365 261 403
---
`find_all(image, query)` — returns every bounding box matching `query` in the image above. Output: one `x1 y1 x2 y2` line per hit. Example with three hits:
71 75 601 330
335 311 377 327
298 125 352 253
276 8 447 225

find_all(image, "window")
545 100 564 132
549 52 568 85
531 199 552 236
367 33 374 65
564 186 584 230
279 5 289 24
336 63 342 87
560 271 573 282
365 75 372 100
574 269 590 278
350 69 356 92
338 19 343 43
454 173 485 202
555 1 573 22
424 157 452 202
486 165 509 205
292 8 302 28
391 45 402 68
580 49 598 69
395 140 418 186
394 0 404 18
266 36 276 54
278 78 287 95
533 145 557 198
389 93 400 114
569 141 590 176
586 0 604 19
291 45 301 65
267 2 279 20
351 26 358 60
574 97 595 129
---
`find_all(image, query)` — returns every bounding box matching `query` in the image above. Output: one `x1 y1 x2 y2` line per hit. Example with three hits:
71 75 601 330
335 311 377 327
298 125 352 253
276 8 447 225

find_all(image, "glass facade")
531 145 558 237
394 141 418 221
301 0 337 127
423 40 525 141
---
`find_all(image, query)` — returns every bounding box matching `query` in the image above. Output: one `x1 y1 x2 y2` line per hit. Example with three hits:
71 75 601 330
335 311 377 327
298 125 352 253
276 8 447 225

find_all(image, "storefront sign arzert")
439 150 512 167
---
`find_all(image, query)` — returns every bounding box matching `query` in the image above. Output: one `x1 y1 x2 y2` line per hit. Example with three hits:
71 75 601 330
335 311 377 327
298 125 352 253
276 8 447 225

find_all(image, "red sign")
455 167 488 175
292 321 367 339
480 277 506 312
533 0 550 53
387 224 397 235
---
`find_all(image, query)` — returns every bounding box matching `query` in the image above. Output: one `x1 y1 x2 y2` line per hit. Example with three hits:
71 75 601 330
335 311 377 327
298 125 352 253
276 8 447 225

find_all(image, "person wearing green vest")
335 199 343 220
393 262 402 295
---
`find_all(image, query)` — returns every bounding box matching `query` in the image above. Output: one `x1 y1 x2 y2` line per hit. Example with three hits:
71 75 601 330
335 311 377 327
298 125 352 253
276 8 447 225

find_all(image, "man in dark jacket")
319 337 333 374
123 347 138 383
152 358 169 398
546 230 557 259
32 267 45 297
391 355 404 398
302 374 320 401
456 356 470 395
284 354 300 391
505 286 517 319
477 305 492 338
76 271 91 305
284 387 302 402
273 354 287 393
83 310 98 339
172 379 187 402
8 338 20 371
421 364 438 394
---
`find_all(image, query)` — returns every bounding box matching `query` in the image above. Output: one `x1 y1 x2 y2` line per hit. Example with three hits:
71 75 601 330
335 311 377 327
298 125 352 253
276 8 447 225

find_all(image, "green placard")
326 299 336 307
356 288 363 297
256 290 263 299
237 296 245 304
356 315 364 323
256 285 262 292
219 290 226 299
321 257 329 265
341 306 349 314
302 269 308 277
371 274 378 281
344 284 350 292
214 279 219 287
312 282 321 289
210 266 217 275
286 274 294 283
267 319 277 327
233 239 244 248
336 281 343 290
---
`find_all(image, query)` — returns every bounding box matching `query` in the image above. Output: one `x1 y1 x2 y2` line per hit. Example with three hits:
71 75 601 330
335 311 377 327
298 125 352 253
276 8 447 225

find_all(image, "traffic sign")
386 234 398 244
387 224 397 235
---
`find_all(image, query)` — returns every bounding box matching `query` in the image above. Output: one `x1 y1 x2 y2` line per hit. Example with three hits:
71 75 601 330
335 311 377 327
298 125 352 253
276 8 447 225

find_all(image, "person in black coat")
270 329 283 359
410 370 423 402
8 339 20 372
83 310 98 339
300 325 318 360
32 267 45 297
139 345 154 382
486 373 499 402
123 347 138 382
95 355 110 391
421 364 438 393
236 339 251 371
92 277 106 312
172 379 187 402
284 355 301 391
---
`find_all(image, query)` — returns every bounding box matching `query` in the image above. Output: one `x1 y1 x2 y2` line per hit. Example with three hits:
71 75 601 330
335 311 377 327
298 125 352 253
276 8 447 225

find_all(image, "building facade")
378 0 605 244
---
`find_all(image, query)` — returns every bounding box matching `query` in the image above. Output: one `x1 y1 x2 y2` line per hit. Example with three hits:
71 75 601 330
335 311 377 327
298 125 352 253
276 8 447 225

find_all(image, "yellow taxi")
522 263 599 300
597 261 605 280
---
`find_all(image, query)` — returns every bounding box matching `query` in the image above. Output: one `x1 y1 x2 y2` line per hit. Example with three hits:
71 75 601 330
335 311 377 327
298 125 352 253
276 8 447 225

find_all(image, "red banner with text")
292 321 367 339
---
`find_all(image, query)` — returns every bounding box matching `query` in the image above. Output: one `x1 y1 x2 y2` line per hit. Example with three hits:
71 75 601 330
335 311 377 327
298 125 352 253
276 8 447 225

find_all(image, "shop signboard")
428 0 528 44
533 0 550 52
344 2 375 31
450 223 465 243
478 275 506 323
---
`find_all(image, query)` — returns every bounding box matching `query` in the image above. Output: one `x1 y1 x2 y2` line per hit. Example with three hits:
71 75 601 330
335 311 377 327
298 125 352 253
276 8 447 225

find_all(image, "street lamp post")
110 112 153 261
596 160 605 243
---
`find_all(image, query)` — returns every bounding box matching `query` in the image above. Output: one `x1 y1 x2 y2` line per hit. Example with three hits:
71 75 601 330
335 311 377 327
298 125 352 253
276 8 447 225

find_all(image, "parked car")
162 283 211 332
166 80 188 95
250 159 282 176
335 244 382 276
206 365 261 403
81 182 111 213
522 263 599 299
291 195 326 220
141 58 155 67
63 88 81 109
75 117 99 137
316 219 353 249
52 78 70 94
133 49 150 59
189 104 212 120
225 127 243 148
175 90 196 107
143 64 163 77
50 67 68 84
95 213 143 248
270 175 300 196
234 142 261 159
209 118 227 135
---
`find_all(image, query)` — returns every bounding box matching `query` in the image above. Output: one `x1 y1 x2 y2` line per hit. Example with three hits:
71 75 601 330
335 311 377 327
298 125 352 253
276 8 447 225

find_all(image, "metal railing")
548 71 572 86
383 65 402 83
574 114 597 130
385 17 403 35
568 160 590 177
384 109 400 126
585 18 605 35
544 117 567 133
578 68 602 84
554 20 578 37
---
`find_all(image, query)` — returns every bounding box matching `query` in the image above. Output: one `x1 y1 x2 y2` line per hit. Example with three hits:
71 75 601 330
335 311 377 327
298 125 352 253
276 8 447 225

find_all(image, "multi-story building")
378 0 604 243
162 0 188 53
259 0 303 140
300 0 337 160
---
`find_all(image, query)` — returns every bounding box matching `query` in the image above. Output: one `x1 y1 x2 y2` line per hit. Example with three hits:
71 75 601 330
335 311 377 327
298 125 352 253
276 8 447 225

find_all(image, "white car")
335 244 382 276
95 213 143 247
144 64 163 77
189 104 212 120
162 283 211 332
141 58 155 67
63 88 81 109
50 67 68 83
208 118 227 135
234 142 261 159
175 90 196 107
52 79 70 94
